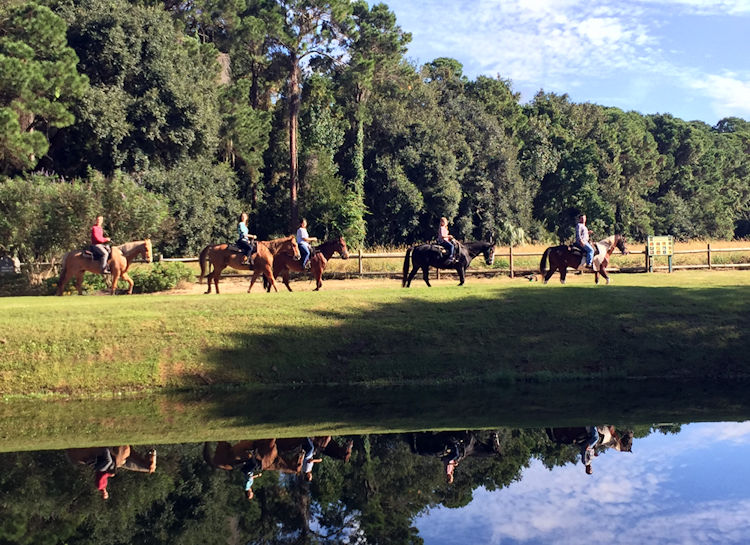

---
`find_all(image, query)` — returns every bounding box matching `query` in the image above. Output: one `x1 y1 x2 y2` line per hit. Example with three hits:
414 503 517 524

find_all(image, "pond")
1 421 748 544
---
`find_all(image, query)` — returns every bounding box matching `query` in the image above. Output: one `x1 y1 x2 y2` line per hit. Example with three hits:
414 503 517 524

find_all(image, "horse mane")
262 235 294 252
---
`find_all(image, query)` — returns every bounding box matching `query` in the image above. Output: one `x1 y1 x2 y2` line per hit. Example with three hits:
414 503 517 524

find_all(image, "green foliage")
0 170 169 262
51 0 221 174
142 158 242 256
0 2 88 174
129 262 194 293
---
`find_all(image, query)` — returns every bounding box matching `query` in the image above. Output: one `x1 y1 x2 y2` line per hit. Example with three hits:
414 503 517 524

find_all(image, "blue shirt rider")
575 214 594 268
296 218 318 270
237 212 256 266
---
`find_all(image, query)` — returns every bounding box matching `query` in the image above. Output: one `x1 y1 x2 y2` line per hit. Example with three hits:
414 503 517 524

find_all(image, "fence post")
509 245 514 278
646 250 650 273
707 243 712 270
436 267 440 280
358 249 363 276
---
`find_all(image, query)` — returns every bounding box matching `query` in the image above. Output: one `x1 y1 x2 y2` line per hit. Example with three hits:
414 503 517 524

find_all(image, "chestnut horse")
56 239 153 295
540 234 628 285
247 236 300 293
199 236 300 294
266 236 349 292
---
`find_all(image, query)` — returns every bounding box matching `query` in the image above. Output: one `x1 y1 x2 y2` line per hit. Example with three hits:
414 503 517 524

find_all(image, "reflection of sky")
416 422 750 545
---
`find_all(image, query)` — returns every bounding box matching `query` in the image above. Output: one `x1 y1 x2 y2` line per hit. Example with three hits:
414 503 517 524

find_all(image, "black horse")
402 239 495 287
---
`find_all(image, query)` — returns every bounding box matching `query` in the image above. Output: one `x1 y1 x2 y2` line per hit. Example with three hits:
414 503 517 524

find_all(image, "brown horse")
247 235 300 293
199 236 300 294
539 234 628 285
267 236 349 292
56 239 153 295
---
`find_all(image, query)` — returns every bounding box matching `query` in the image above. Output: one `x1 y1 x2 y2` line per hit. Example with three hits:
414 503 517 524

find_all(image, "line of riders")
80 211 601 285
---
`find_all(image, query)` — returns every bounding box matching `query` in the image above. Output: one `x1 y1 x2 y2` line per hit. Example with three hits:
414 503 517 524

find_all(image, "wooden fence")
156 243 750 280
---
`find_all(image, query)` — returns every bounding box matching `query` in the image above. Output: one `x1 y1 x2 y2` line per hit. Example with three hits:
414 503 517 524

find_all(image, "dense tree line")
1 0 749 262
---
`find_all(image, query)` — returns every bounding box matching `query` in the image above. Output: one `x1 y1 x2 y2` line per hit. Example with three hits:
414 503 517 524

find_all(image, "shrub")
129 262 194 293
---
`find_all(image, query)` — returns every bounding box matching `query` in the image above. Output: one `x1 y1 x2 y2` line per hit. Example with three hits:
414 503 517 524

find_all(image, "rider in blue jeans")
576 214 594 268
296 218 318 269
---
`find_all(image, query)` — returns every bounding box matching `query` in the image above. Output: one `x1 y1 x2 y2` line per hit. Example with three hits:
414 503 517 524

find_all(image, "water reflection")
1 423 748 544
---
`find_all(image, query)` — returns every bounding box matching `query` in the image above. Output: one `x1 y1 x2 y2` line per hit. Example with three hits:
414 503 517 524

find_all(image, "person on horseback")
241 457 262 500
437 216 457 264
575 214 594 269
237 212 257 266
296 218 318 270
90 215 111 274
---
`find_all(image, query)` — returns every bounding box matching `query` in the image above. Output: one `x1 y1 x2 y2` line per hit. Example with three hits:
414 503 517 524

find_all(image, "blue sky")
380 0 750 125
416 421 750 544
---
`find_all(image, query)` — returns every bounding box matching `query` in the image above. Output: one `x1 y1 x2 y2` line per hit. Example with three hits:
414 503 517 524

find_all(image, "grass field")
1 270 749 399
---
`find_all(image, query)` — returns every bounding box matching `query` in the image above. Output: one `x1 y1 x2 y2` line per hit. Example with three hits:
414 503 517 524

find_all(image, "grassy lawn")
1 270 749 399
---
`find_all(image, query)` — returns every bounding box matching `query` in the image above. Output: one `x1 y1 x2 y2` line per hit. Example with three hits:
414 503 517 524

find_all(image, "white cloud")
689 72 750 119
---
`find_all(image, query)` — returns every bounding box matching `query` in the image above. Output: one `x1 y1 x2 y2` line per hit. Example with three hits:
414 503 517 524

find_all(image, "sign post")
647 235 674 272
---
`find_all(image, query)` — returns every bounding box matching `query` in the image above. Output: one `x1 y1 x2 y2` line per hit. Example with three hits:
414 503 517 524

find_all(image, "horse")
199 235 300 294
539 234 628 285
265 236 349 292
56 239 153 295
545 426 634 453
402 238 495 287
247 235 300 293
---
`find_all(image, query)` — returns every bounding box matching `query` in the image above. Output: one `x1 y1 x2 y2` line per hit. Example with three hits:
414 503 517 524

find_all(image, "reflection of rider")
241 457 262 501
301 437 323 482
236 212 256 266
90 215 111 274
582 426 599 475
72 446 156 500
437 216 456 263
575 214 594 268
443 440 462 484
296 218 318 270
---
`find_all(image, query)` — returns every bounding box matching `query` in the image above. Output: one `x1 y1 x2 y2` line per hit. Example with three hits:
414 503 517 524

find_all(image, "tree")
265 0 352 230
0 2 88 174
48 0 221 175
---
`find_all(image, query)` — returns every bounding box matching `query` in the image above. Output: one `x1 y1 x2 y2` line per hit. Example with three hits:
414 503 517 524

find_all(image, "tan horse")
56 239 153 295
268 236 349 292
247 236 300 293
199 235 300 294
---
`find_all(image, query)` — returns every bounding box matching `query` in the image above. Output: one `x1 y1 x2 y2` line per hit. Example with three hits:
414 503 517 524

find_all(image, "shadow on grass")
205 285 750 385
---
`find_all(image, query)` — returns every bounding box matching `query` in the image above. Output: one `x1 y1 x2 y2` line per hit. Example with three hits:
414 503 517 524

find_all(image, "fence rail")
15 244 750 280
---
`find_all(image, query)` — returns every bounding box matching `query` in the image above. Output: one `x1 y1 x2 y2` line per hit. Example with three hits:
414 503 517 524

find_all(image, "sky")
416 421 750 544
380 0 750 125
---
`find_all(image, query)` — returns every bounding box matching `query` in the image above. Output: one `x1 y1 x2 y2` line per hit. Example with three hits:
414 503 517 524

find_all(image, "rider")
582 426 599 475
301 437 323 482
575 214 594 269
241 457 262 501
90 215 111 274
437 216 457 263
296 218 318 270
236 212 257 266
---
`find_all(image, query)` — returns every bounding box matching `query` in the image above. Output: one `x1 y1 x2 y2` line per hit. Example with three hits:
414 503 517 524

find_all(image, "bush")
129 262 194 293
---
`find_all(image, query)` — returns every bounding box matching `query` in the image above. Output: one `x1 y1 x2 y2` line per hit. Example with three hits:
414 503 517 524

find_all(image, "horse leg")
264 266 278 293
248 272 258 292
594 271 600 285
110 271 120 295
314 265 323 291
457 265 465 286
121 272 134 294
560 268 567 285
76 272 85 295
283 270 292 292
406 266 419 288
600 267 610 285
422 266 432 287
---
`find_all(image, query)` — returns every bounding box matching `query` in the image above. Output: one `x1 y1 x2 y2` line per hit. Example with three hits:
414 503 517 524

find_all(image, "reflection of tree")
0 427 643 544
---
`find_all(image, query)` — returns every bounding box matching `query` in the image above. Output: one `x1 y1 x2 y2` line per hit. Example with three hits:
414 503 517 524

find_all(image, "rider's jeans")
582 243 594 265
299 241 311 267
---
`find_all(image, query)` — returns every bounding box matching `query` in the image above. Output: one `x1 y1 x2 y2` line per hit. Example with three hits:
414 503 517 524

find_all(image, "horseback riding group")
56 209 627 295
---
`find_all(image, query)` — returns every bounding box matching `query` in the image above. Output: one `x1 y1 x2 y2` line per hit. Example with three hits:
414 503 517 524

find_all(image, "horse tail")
56 253 69 296
540 247 551 275
198 245 211 284
402 247 413 287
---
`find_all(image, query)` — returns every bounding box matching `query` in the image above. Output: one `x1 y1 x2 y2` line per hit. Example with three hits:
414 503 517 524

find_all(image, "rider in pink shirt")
90 215 111 274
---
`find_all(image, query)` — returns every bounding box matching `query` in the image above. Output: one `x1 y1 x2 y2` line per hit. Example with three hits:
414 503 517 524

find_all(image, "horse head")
144 239 153 263
615 234 629 255
484 242 496 266
337 236 349 259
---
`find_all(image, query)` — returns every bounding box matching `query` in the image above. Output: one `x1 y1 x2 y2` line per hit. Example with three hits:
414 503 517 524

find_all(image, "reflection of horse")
540 234 628 285
546 426 634 452
199 236 299 294
402 239 495 287
67 445 157 472
202 436 351 474
266 236 349 292
408 430 502 483
56 239 153 295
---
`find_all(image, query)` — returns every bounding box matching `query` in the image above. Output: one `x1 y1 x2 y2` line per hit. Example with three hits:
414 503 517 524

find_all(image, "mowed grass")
1 269 749 398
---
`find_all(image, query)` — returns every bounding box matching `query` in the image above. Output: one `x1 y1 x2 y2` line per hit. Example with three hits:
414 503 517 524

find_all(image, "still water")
1 422 748 544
